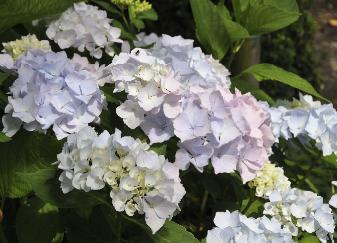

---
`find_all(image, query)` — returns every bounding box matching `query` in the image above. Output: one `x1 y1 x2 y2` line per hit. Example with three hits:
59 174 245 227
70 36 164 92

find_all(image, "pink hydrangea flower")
107 34 274 182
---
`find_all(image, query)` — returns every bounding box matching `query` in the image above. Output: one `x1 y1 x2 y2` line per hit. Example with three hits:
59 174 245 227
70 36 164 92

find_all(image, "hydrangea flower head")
206 210 293 243
57 126 185 233
0 34 51 70
2 34 51 60
264 188 335 242
2 50 105 139
109 34 274 183
46 2 122 59
249 162 291 198
264 94 337 156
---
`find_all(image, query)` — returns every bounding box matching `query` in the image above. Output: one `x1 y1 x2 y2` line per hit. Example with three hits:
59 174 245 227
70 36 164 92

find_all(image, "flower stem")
227 40 245 68
241 189 254 215
117 6 132 34
200 190 209 215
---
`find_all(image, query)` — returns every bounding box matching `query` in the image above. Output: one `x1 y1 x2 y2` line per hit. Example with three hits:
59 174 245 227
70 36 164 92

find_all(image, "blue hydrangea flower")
2 49 105 139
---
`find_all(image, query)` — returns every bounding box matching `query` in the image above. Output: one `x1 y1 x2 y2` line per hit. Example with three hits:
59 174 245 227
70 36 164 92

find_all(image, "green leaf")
223 20 249 44
231 78 274 104
0 72 9 85
129 8 158 31
150 144 167 156
0 132 11 142
234 0 300 35
16 197 64 243
113 19 136 41
242 198 264 217
129 9 145 30
299 233 320 243
322 154 337 169
91 0 120 15
190 0 249 60
137 8 158 21
0 132 62 198
232 0 249 22
52 233 64 243
235 64 328 102
0 0 82 33
101 86 121 105
100 109 115 132
152 221 199 243
65 207 118 243
304 178 319 193
0 90 9 109
32 177 105 208
17 166 57 190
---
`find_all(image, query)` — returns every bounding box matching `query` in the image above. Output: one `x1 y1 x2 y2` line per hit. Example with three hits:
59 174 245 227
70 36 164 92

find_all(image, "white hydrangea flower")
110 34 230 95
0 34 51 71
206 210 294 243
264 94 337 156
107 34 275 183
1 49 105 139
264 188 335 242
46 2 122 59
2 34 51 60
133 33 231 87
249 162 291 198
134 32 159 47
57 126 186 233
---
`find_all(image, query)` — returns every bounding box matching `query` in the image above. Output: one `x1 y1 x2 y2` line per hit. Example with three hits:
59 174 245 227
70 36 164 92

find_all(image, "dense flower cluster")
57 126 185 233
264 188 335 242
265 94 337 156
206 210 294 243
111 0 152 15
0 1 336 242
109 34 274 182
2 49 105 139
46 2 122 59
0 35 51 70
249 162 291 198
2 34 51 60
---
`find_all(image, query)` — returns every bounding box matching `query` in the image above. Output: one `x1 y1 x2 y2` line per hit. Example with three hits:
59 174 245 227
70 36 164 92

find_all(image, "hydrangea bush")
0 1 336 243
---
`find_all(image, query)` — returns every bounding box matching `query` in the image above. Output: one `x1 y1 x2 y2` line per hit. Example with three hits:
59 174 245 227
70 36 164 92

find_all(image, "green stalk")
200 190 209 215
241 189 255 215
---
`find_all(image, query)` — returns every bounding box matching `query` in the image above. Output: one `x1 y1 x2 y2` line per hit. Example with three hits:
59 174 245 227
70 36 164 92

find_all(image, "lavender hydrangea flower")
2 49 105 139
57 126 186 233
206 210 294 243
46 2 122 59
107 34 274 183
